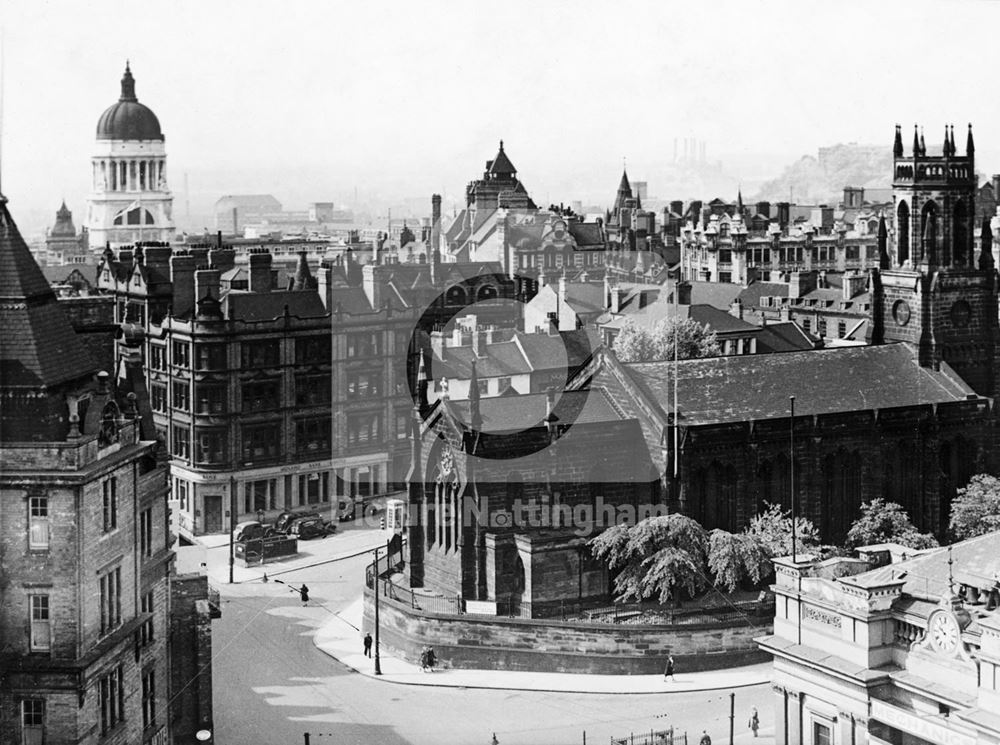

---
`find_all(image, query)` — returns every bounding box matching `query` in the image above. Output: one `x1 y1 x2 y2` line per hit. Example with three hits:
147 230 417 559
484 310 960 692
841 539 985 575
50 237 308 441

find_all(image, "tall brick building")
0 195 217 744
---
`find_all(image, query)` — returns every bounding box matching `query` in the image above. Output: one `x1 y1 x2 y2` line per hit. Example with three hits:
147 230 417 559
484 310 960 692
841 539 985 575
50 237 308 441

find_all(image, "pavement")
175 524 394 587
313 596 773 695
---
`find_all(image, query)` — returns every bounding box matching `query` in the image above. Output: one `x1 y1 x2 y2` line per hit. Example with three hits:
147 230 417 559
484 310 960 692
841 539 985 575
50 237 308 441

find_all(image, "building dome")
96 63 164 141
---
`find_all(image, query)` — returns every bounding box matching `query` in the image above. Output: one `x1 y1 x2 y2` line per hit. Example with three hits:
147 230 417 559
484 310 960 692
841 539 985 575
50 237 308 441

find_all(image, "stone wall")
363 586 769 675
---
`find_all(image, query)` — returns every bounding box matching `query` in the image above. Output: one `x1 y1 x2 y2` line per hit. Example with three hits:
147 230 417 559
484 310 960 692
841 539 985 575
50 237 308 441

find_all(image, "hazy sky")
2 0 999 233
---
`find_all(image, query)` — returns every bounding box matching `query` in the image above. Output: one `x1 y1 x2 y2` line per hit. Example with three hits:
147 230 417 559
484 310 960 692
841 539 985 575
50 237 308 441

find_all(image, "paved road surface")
212 551 776 745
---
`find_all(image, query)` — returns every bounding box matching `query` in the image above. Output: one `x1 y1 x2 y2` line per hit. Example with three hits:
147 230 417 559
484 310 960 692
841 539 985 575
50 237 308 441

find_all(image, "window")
802 318 811 333
29 595 51 652
497 376 512 393
172 340 190 367
195 384 227 414
295 373 331 406
28 496 49 549
141 669 156 729
295 335 331 363
298 472 329 505
21 700 44 745
140 591 154 646
241 379 281 411
140 509 153 557
346 372 380 399
346 332 380 358
195 429 227 464
241 340 280 368
719 249 732 263
347 413 381 445
176 479 188 511
395 411 409 440
149 345 165 371
150 383 167 413
812 722 831 745
102 478 118 532
241 424 281 462
818 319 827 337
846 245 860 260
172 425 190 459
99 665 125 734
171 381 190 412
100 567 122 635
477 378 489 396
296 417 331 455
837 321 847 338
245 479 277 513
195 343 227 370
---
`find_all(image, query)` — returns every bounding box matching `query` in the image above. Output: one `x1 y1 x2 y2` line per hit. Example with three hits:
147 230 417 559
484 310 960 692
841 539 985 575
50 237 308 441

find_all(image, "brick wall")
363 587 768 675
169 574 216 743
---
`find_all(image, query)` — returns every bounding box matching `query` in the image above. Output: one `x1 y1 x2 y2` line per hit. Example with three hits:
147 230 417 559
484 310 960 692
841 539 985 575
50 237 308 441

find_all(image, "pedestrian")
749 706 759 737
363 632 372 658
699 730 711 745
299 584 309 605
663 655 675 682
420 646 430 672
426 646 437 672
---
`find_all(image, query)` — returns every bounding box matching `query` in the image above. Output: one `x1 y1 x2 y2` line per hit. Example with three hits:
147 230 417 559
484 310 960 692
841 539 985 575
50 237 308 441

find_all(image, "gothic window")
704 462 737 530
921 200 939 264
953 200 969 266
940 436 977 534
477 284 498 302
821 449 862 542
897 201 910 265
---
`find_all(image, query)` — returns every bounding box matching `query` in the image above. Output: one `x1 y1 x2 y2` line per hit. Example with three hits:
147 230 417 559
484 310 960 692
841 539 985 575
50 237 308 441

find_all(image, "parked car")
232 520 267 543
286 516 337 540
272 510 322 534
337 497 357 522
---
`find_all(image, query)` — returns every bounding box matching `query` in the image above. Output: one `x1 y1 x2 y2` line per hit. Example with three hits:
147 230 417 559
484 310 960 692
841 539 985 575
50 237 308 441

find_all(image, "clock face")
893 300 912 326
950 300 971 328
929 612 960 654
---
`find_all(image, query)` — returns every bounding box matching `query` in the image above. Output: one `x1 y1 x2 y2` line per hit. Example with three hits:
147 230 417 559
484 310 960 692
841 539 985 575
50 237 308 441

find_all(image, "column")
788 691 803 745
774 686 788 745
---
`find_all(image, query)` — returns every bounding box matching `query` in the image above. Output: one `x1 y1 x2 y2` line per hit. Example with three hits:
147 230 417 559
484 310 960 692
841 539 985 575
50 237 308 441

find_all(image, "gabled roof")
756 322 817 353
626 343 980 426
222 289 328 321
0 198 97 390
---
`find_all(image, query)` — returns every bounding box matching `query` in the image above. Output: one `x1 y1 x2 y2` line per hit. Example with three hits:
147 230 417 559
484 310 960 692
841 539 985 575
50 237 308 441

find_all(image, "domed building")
86 63 175 249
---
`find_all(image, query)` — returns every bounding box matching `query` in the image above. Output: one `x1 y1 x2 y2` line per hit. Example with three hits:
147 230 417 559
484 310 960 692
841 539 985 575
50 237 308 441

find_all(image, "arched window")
476 284 498 302
445 286 467 307
897 201 910 265
112 207 155 226
953 200 969 266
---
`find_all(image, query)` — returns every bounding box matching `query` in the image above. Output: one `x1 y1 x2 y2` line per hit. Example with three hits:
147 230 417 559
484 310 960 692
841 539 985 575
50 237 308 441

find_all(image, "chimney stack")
248 249 273 293
169 251 197 317
195 267 221 302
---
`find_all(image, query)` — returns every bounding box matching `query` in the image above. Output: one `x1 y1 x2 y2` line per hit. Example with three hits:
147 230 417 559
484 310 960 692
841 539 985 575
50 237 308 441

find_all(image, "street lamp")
372 545 383 676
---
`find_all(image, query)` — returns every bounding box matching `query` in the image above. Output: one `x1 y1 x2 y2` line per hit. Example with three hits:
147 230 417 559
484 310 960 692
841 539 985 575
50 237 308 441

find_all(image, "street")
211 545 775 745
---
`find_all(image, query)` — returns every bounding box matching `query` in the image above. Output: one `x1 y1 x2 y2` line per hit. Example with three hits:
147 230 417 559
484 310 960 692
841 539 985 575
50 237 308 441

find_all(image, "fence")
366 566 773 626
611 728 686 745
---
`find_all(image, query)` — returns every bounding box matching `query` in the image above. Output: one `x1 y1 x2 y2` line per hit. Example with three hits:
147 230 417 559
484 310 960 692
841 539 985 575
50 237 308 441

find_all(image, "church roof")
488 140 517 176
613 169 633 211
626 343 979 426
96 63 164 141
0 197 98 390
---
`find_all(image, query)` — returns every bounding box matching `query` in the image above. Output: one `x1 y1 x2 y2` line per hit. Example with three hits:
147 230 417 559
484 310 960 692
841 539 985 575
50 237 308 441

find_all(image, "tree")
612 316 721 363
744 502 820 558
845 498 939 550
949 474 1000 540
707 529 771 593
589 514 710 604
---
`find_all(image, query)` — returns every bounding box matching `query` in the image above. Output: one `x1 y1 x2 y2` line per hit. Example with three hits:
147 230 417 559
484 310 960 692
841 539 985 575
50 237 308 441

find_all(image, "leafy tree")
707 529 770 593
613 316 721 363
949 474 1000 540
845 498 939 550
744 502 820 558
589 514 710 603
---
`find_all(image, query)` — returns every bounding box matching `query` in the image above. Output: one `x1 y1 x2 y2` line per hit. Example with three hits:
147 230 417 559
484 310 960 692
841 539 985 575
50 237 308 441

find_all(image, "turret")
967 123 975 157
981 217 994 271
893 124 904 158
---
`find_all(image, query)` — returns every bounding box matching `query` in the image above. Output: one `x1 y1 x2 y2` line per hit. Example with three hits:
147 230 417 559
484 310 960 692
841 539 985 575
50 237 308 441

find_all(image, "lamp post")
372 546 383 676
789 396 797 563
228 476 236 584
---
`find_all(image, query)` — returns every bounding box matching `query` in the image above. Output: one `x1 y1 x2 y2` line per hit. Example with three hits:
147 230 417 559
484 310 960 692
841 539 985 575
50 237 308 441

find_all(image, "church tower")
87 63 175 249
870 123 1000 396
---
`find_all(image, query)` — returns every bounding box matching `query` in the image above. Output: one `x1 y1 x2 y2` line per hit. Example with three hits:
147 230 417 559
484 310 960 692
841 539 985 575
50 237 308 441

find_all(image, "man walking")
699 730 711 745
749 706 759 737
363 632 373 658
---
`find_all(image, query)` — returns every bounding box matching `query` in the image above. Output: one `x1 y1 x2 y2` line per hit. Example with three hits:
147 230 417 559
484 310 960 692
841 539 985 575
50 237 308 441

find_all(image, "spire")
736 188 744 215
877 212 890 269
943 124 952 157
919 127 926 157
980 216 994 271
912 124 920 156
488 139 516 176
949 124 957 157
468 359 482 429
967 123 975 156
119 61 137 103
613 169 632 211
893 124 904 158
416 350 430 412
291 250 314 290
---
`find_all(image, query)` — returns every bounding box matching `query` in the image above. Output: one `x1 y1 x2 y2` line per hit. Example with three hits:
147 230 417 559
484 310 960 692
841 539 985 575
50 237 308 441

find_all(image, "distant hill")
753 143 892 205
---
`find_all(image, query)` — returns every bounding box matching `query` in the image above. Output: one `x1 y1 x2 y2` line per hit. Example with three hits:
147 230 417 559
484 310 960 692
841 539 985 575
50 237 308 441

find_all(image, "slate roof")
737 281 790 309
448 389 620 432
680 281 744 309
0 199 98 390
756 322 816 352
567 222 604 246
222 289 328 321
626 344 978 426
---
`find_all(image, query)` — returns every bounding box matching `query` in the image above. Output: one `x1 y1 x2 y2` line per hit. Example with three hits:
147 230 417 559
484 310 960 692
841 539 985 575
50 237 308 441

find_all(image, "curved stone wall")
362 586 770 675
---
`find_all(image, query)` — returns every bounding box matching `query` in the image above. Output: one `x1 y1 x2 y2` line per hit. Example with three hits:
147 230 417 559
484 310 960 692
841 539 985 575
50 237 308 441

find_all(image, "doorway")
204 494 223 533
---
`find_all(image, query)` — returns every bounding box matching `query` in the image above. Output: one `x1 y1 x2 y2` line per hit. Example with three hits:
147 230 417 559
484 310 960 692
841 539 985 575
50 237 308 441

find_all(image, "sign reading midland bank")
870 700 976 745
